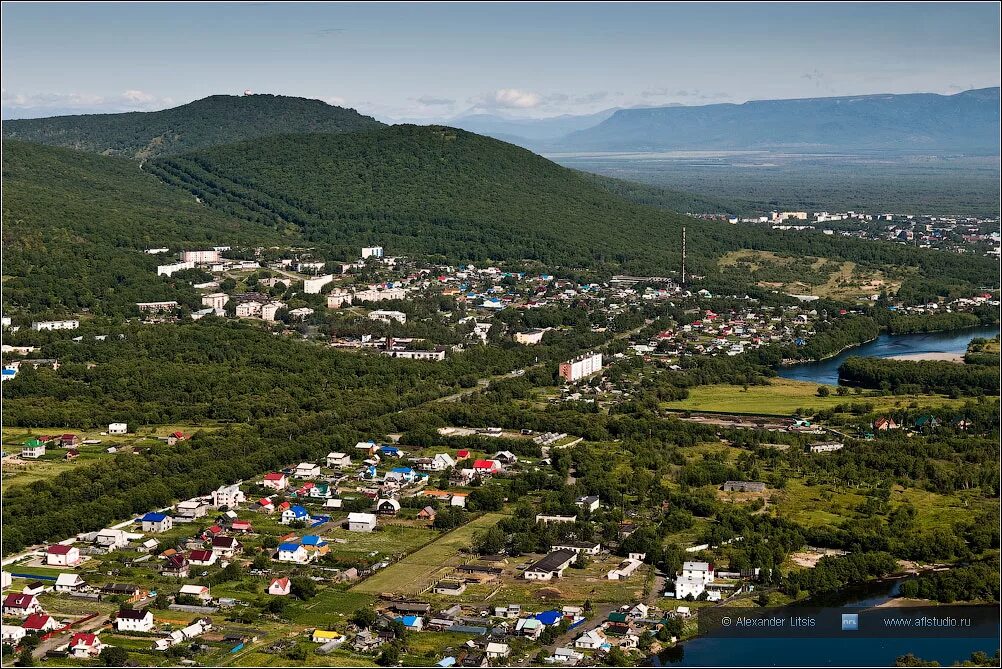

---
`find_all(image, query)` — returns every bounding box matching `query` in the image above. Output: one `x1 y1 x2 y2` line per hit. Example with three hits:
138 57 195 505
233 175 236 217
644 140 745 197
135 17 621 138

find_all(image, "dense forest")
1 141 286 318
838 357 1000 395
1 94 383 159
149 125 997 289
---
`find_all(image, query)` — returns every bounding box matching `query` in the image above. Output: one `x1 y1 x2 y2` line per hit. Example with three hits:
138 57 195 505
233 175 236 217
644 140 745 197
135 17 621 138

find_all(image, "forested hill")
2 141 286 318
555 87 1001 152
1 94 384 159
151 124 996 289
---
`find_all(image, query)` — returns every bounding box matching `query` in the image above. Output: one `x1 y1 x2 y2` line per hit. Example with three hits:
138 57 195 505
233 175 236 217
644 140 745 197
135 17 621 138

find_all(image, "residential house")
20 439 46 459
473 459 502 475
535 514 577 524
68 633 105 658
376 498 401 515
418 506 437 522
576 495 600 512
3 594 43 617
294 462 322 479
101 584 144 603
433 579 466 596
675 561 715 600
211 484 246 509
175 500 209 520
108 423 128 435
574 628 607 650
116 609 154 633
262 472 288 490
607 556 645 580
515 617 543 640
310 483 333 499
210 536 241 558
721 481 766 493
326 452 351 468
551 540 601 556
22 614 59 633
312 630 343 645
268 578 291 596
1 625 26 646
162 554 190 578
46 544 81 567
874 417 899 431
178 584 211 603
140 512 174 533
230 520 254 533
54 573 85 593
188 550 217 567
397 615 424 632
276 543 309 564
347 513 377 532
281 505 310 525
485 642 510 660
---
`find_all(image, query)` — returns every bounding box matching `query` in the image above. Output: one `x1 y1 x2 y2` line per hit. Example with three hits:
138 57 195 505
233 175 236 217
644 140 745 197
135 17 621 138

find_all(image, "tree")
289 576 317 600
472 526 505 555
100 646 130 667
817 386 831 397
351 607 378 629
376 643 400 666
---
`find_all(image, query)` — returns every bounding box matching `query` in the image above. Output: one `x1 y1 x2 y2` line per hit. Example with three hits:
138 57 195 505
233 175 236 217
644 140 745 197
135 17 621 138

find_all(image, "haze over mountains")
436 88 1001 154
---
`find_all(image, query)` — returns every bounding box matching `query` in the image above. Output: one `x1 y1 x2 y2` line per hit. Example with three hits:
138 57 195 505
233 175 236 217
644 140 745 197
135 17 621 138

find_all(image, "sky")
2 2 999 121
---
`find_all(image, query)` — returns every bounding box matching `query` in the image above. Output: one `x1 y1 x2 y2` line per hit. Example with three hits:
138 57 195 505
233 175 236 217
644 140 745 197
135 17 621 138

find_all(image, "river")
653 580 1000 667
776 326 1001 386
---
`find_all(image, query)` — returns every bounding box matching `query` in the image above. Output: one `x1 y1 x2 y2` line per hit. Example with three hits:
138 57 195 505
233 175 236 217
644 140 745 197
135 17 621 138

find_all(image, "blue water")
655 581 1000 667
777 326 1001 386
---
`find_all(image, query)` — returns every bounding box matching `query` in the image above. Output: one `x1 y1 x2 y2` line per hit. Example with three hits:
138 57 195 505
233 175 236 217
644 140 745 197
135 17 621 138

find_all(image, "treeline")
783 315 881 362
897 561 1001 603
838 357 1000 395
886 312 981 335
782 551 898 596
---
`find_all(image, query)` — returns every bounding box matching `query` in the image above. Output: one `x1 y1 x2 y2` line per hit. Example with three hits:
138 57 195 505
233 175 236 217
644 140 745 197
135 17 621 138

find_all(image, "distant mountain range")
550 88 1000 153
444 108 620 143
1 94 383 159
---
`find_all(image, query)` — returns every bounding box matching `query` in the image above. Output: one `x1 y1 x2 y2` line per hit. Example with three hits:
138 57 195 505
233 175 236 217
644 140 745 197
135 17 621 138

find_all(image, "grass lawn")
351 512 506 595
664 379 967 415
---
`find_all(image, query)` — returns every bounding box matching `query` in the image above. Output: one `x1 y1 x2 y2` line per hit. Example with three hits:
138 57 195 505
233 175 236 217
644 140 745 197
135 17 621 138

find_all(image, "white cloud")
1 89 173 116
471 88 542 110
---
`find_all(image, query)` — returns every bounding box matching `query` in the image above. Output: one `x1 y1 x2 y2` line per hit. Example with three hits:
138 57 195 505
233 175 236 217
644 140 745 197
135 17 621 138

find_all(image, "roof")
313 630 342 640
270 577 290 588
188 549 213 561
473 459 498 469
70 633 99 647
211 536 237 547
141 512 168 522
278 542 302 552
527 549 577 574
535 610 563 625
117 608 150 620
287 505 308 516
263 472 285 480
22 614 53 630
47 544 73 554
3 594 35 608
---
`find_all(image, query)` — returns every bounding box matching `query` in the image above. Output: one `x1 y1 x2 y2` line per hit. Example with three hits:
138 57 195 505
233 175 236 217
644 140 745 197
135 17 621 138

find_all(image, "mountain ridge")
1 94 384 159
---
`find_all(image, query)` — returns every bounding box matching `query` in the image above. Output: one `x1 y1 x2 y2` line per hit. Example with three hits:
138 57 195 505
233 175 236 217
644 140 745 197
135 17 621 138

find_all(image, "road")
32 612 109 659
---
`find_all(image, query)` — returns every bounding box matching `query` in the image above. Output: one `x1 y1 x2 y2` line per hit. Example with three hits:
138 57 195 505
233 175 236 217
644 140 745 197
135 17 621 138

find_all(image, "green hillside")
151 125 996 288
2 141 286 317
1 94 383 159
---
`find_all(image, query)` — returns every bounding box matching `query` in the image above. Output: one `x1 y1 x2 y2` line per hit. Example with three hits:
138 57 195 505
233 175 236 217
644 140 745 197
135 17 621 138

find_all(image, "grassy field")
663 378 968 415
351 512 506 595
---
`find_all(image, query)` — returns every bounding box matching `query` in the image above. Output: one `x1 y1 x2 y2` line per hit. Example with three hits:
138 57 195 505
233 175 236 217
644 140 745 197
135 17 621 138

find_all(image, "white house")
20 442 46 459
140 512 174 533
281 505 309 525
1 625 26 645
276 543 309 564
326 452 351 468
178 584 211 603
115 608 154 633
46 544 81 566
576 495 600 513
368 310 407 324
268 577 291 596
485 642 510 660
607 557 644 580
347 512 377 532
211 484 246 509
108 423 128 435
54 573 86 593
304 275 334 294
294 462 322 479
524 550 576 581
68 633 105 658
574 628 607 650
675 561 714 599
175 500 208 520
262 473 288 490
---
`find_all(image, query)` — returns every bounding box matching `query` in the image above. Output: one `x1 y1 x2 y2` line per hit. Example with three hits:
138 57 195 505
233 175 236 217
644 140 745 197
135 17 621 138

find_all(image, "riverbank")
888 352 965 362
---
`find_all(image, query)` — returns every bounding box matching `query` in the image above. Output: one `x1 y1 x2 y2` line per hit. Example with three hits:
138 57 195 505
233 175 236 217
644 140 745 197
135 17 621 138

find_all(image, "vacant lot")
664 379 965 415
352 512 506 595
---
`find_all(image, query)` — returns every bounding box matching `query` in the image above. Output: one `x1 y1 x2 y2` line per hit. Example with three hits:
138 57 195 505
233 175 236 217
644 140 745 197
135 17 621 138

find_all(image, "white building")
140 513 173 533
276 543 309 564
354 287 407 302
108 422 128 435
1 625 26 645
514 329 546 345
607 557 644 580
182 250 221 264
347 512 377 532
175 500 209 520
46 545 81 566
369 310 407 324
116 608 154 633
559 352 603 382
54 573 85 593
361 246 384 259
260 301 286 321
326 452 351 468
235 301 263 317
157 261 195 277
31 320 79 331
21 442 46 459
385 349 445 361
326 291 353 309
211 484 246 509
201 293 229 310
304 275 334 294
675 561 714 599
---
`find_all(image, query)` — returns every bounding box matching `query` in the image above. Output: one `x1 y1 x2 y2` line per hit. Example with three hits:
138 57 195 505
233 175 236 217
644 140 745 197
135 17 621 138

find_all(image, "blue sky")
2 2 999 120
